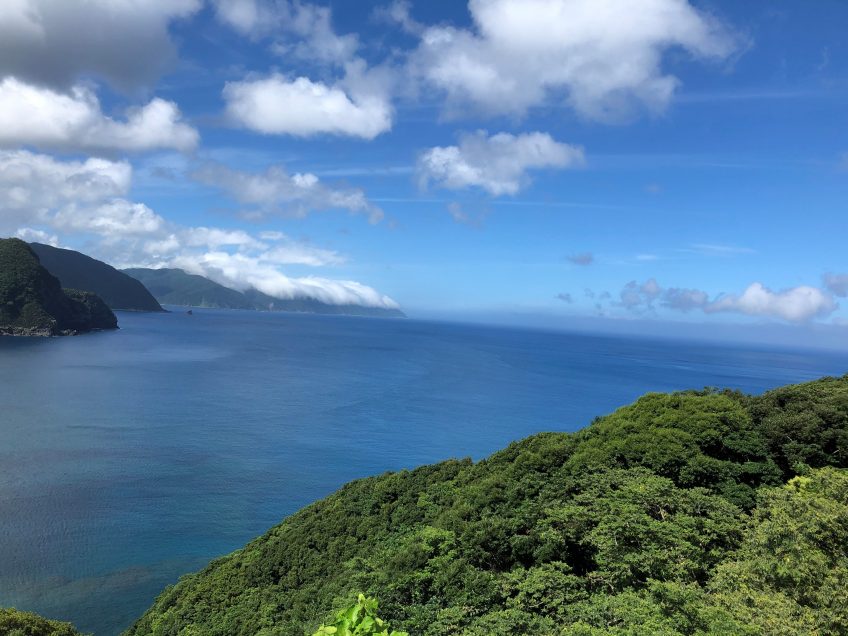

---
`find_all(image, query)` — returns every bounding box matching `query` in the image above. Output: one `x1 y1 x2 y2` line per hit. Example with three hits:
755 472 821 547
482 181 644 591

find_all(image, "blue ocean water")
1 309 846 635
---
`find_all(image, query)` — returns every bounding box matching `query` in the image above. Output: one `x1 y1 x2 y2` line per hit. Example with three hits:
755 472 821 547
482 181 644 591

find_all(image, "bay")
1 309 846 635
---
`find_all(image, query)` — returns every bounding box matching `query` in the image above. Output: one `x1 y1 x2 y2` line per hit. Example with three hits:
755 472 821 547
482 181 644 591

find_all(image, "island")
0 238 118 336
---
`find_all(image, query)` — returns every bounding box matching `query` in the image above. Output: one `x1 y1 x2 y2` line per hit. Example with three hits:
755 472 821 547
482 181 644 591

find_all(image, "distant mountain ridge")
30 243 164 312
0 238 118 336
125 267 406 318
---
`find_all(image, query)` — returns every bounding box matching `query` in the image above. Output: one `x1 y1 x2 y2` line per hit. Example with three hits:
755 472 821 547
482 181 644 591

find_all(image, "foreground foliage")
311 595 408 636
0 608 86 636
121 375 848 635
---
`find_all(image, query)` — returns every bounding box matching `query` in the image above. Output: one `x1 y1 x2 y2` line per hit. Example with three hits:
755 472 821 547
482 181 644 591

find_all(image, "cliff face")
0 238 118 336
30 243 164 312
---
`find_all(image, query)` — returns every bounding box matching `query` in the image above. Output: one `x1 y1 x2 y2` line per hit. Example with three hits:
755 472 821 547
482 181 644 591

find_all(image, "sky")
0 0 847 340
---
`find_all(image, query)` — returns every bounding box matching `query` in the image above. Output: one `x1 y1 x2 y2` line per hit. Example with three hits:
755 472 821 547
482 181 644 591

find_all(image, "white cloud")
212 0 358 65
418 130 584 196
376 1 425 36
0 78 198 154
618 278 838 323
619 278 661 310
0 0 201 91
168 250 398 309
224 74 392 139
212 0 262 34
192 162 383 223
705 283 837 323
52 200 166 237
15 227 58 246
0 150 130 230
409 0 739 121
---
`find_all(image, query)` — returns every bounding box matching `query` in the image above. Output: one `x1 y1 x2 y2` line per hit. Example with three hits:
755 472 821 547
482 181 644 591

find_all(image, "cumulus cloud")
618 278 838 323
0 0 200 91
376 0 425 36
661 287 709 312
0 150 398 310
217 0 395 139
212 0 358 66
705 283 837 323
224 74 391 139
0 150 130 229
192 162 383 223
15 227 58 246
823 273 848 297
0 78 198 153
567 252 594 266
619 278 662 310
52 200 166 237
418 130 584 196
408 0 739 121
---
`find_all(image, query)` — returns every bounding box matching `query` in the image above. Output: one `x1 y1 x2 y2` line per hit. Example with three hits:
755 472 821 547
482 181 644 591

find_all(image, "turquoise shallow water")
1 309 846 635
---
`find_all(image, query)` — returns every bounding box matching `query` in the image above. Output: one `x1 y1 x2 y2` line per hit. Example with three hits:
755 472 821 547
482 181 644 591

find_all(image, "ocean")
1 309 846 635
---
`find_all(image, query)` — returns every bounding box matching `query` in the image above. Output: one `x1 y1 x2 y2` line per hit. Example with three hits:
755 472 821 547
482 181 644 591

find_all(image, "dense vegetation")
0 608 86 635
31 243 163 312
311 595 407 636
124 375 848 635
0 238 118 336
124 267 405 317
123 268 255 310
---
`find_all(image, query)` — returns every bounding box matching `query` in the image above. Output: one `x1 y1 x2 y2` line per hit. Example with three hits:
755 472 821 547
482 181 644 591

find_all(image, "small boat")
186 309 193 315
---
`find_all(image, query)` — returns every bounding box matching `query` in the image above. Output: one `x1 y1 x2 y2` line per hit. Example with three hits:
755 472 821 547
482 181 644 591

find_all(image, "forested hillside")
0 238 118 336
30 243 163 312
124 375 848 636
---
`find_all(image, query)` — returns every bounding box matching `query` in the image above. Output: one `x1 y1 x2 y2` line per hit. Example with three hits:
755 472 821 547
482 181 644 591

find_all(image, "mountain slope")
30 243 163 312
0 238 118 336
125 267 406 317
0 608 86 636
125 375 848 636
123 268 255 310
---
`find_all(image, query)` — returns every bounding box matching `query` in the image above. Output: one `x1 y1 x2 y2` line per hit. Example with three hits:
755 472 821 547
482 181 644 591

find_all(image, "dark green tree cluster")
29 243 163 312
124 375 848 635
0 608 86 636
0 238 117 335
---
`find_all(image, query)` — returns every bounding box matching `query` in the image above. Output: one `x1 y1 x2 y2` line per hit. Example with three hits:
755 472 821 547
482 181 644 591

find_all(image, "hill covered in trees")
0 608 86 636
124 267 406 318
122 375 848 635
122 268 255 310
30 243 163 312
0 238 118 336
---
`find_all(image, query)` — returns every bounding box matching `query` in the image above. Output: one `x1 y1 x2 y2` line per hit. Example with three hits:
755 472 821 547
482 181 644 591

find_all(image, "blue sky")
0 0 846 338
